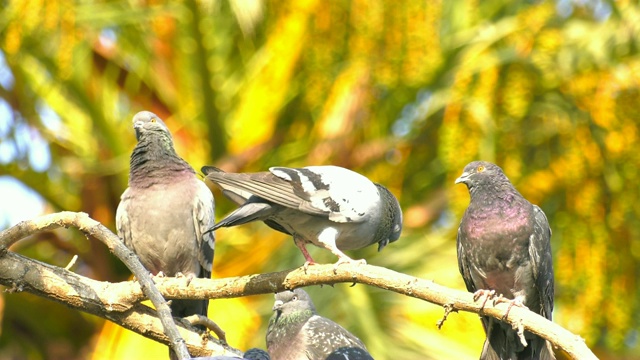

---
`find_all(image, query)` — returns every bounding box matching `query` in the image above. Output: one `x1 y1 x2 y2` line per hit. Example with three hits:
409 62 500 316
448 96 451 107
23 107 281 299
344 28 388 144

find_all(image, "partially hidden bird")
266 288 373 360
455 161 555 360
201 165 402 268
116 111 216 358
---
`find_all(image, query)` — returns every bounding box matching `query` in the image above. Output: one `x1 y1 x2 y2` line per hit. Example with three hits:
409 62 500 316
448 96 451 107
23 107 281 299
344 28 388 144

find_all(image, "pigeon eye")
292 295 298 301
150 118 157 123
477 165 485 172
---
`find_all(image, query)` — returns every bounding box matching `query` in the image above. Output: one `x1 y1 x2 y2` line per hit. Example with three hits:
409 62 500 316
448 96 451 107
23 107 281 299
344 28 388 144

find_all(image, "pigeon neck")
267 310 314 347
129 134 194 187
469 180 520 203
373 184 400 249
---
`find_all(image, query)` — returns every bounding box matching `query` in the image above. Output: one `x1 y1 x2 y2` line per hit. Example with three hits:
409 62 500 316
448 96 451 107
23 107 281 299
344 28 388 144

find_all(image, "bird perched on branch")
455 161 555 360
201 165 402 269
266 288 373 360
116 111 216 358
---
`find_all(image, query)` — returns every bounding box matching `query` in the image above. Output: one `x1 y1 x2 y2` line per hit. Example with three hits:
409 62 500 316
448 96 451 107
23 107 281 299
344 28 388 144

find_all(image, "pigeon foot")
294 237 317 271
302 260 317 273
183 314 227 344
332 257 366 274
473 289 497 311
494 296 528 320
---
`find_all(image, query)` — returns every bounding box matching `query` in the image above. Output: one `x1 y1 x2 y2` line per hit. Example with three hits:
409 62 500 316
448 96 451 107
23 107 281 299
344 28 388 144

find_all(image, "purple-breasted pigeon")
456 161 555 360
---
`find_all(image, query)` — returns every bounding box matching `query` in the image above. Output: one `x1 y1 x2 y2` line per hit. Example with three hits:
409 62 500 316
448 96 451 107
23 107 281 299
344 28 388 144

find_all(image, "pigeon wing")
270 166 374 223
302 315 368 359
203 167 311 211
530 205 554 320
115 188 133 251
456 225 477 294
194 180 215 279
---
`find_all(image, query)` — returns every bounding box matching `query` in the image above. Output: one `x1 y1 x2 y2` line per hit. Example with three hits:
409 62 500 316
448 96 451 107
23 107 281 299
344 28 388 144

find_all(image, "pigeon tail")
481 325 556 360
214 201 275 230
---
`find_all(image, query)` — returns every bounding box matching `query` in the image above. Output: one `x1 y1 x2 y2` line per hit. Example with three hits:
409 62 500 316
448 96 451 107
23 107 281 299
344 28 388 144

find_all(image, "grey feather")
116 111 215 358
455 161 555 360
266 289 372 360
326 347 374 360
202 165 402 264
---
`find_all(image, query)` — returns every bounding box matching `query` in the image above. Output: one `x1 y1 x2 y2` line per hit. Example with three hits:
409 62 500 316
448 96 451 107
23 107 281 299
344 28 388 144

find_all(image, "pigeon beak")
133 120 144 140
272 300 284 311
377 239 389 252
455 172 471 184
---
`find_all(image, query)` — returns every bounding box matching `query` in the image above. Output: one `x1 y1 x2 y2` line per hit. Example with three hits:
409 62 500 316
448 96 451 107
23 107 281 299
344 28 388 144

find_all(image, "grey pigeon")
455 161 555 360
116 111 215 357
266 288 373 360
201 166 402 267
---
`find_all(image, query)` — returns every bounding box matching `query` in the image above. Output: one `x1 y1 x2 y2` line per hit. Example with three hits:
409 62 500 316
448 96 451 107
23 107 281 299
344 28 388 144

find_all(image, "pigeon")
455 161 555 360
116 111 215 357
266 288 373 360
201 165 402 268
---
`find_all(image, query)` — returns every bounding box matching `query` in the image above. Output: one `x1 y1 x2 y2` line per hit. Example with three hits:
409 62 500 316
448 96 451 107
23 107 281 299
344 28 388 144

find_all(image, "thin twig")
64 254 78 270
437 302 456 330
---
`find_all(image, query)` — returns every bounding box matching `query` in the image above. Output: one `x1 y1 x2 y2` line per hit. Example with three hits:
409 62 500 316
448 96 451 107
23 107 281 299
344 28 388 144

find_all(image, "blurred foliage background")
0 0 639 359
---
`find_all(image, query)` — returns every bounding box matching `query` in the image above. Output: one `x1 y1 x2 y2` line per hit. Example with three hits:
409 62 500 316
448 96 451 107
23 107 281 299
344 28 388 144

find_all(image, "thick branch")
1 248 595 360
0 251 237 357
0 212 597 359
157 266 595 360
0 212 191 359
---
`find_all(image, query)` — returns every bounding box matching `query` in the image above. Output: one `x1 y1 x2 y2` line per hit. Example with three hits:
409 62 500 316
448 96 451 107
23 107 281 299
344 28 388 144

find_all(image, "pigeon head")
454 161 511 192
375 184 403 252
272 288 316 317
132 111 172 141
127 111 193 186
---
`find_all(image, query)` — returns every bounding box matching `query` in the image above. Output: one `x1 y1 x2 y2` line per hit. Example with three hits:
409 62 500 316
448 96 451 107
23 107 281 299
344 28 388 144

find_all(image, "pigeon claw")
182 315 227 344
494 296 528 321
473 289 496 311
303 260 316 273
183 273 196 287
332 257 366 274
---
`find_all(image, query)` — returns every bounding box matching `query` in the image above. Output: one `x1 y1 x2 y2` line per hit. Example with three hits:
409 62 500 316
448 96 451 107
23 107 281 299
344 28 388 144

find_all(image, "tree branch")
0 250 238 357
0 212 193 359
0 212 597 359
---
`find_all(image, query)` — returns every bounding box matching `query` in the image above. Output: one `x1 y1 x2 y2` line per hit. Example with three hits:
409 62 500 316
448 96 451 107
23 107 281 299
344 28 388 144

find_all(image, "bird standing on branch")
116 111 216 358
455 161 555 360
266 288 373 360
202 166 402 269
